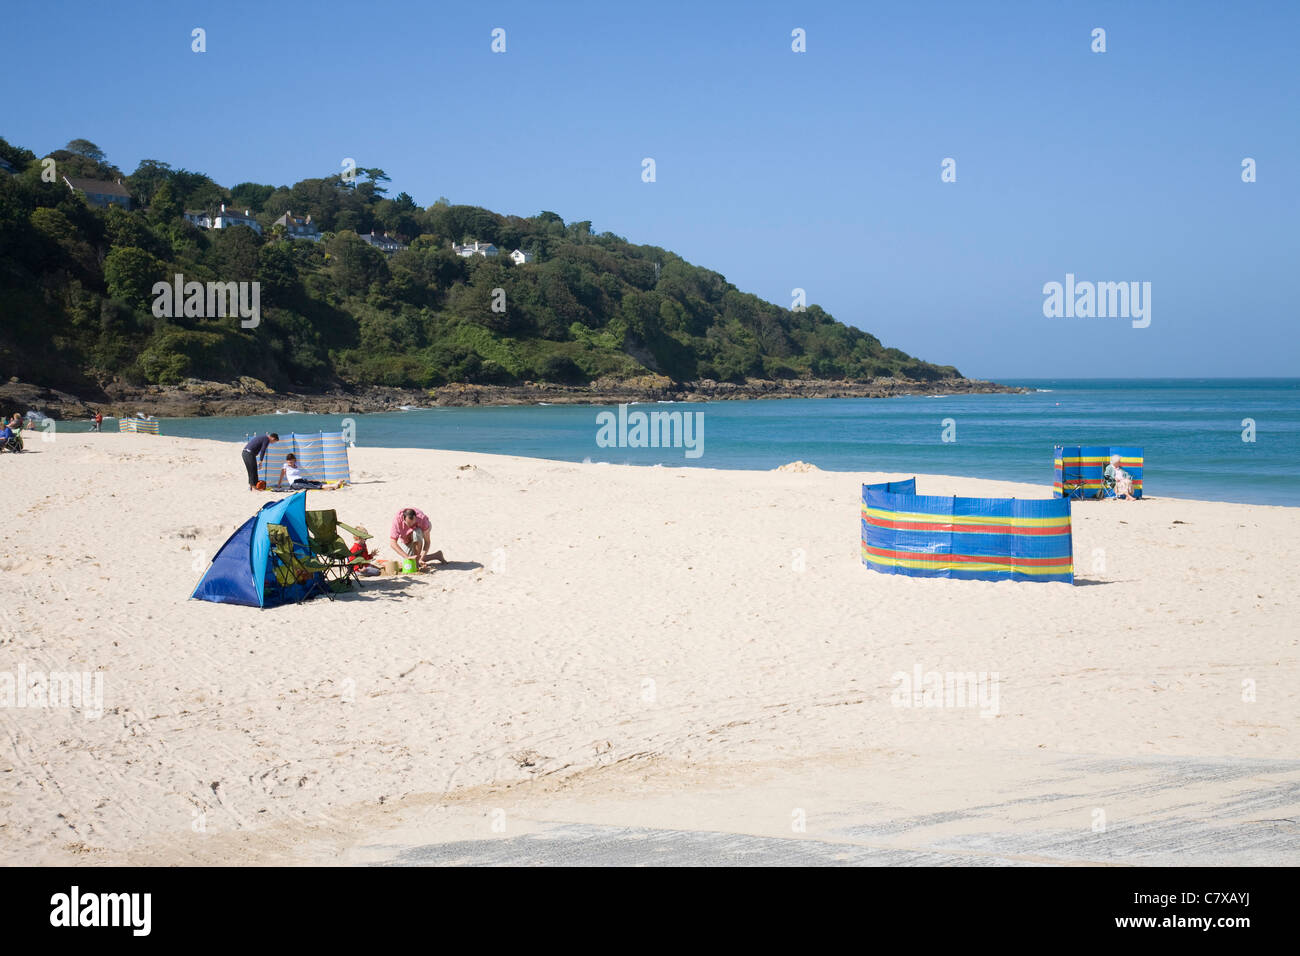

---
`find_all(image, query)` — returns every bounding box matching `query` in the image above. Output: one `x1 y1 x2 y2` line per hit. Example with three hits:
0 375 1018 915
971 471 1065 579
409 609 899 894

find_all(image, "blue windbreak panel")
862 484 1074 583
1054 445 1143 499
258 432 351 485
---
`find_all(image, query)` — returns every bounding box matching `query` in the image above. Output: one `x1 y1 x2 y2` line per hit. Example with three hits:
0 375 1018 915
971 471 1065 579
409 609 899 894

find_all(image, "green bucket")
401 558 418 573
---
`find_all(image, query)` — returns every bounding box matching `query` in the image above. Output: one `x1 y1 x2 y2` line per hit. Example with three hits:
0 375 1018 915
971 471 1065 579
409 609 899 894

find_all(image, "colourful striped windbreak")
118 416 159 434
1054 446 1143 499
862 479 1074 583
257 432 351 484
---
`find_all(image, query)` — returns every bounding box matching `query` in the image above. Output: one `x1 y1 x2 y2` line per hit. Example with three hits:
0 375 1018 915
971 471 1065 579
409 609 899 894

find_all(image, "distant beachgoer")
278 453 324 491
242 432 279 490
390 507 446 568
1105 454 1134 500
91 412 103 432
0 423 18 453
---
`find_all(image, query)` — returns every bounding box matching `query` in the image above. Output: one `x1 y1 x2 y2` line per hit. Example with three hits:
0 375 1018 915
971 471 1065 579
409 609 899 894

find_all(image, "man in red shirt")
389 507 445 569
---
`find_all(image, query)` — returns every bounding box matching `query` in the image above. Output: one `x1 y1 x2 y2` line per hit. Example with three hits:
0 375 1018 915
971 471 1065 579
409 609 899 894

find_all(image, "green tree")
148 180 182 224
104 246 166 311
65 139 106 164
128 159 173 206
229 182 275 212
209 225 262 281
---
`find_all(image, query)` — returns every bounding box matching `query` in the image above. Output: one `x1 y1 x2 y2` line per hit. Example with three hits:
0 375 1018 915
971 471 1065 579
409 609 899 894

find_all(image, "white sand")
1 431 1296 864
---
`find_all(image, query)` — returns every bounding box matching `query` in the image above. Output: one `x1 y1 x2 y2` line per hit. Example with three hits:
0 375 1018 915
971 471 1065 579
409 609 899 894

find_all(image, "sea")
125 379 1298 506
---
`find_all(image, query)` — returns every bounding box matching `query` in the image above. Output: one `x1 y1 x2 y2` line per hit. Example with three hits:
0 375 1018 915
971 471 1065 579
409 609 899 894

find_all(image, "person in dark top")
242 433 279 490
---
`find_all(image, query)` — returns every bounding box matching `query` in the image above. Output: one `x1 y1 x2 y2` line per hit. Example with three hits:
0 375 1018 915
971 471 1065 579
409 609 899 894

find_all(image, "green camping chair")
266 523 334 604
304 509 369 592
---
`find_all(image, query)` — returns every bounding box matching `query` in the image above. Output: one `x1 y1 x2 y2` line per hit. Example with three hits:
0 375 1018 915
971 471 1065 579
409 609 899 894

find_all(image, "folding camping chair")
1060 463 1108 500
304 509 369 592
266 523 334 604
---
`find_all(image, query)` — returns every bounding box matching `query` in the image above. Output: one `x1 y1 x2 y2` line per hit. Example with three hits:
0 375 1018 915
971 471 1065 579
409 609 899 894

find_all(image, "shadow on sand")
332 561 484 600
333 576 421 600
428 560 483 573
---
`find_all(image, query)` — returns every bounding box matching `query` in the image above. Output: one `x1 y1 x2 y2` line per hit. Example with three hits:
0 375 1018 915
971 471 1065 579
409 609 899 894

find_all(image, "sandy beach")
1 430 1296 866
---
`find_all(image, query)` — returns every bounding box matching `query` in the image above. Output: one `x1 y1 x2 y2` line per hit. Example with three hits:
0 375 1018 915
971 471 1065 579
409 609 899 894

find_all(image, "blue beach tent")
190 492 323 607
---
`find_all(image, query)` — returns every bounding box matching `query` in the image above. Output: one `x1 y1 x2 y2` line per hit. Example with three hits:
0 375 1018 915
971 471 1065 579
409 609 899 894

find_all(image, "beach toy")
401 558 418 574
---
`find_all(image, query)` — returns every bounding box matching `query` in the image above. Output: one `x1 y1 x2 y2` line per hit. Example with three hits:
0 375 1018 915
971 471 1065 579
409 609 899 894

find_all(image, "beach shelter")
258 431 350 485
118 415 160 434
1054 446 1143 499
862 479 1074 583
190 492 321 607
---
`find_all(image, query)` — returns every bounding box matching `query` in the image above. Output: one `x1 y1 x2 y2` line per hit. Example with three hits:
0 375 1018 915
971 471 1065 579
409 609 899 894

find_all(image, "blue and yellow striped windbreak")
258 432 351 484
862 479 1074 583
1054 445 1143 499
118 416 159 434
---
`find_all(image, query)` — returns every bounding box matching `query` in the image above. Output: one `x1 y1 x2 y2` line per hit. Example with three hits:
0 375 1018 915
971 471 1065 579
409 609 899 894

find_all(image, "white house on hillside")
183 210 211 228
212 204 261 234
510 249 534 265
452 240 497 257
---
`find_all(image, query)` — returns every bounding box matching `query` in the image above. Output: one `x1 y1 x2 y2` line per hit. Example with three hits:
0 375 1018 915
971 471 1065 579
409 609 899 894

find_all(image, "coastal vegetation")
0 137 962 394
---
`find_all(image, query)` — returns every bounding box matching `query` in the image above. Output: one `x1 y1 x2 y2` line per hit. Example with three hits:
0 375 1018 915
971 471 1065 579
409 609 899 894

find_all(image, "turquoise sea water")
141 379 1298 506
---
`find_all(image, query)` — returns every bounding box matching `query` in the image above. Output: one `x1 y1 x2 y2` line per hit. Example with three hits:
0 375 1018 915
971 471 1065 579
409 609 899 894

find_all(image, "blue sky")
3 0 1296 378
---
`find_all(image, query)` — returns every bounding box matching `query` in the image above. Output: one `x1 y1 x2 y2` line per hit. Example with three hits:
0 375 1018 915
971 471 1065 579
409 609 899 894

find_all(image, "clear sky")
3 0 1296 378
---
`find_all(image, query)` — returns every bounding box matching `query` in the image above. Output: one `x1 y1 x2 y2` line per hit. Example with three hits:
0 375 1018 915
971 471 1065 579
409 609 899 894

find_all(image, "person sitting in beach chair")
345 524 382 577
278 453 325 491
0 423 22 454
1104 454 1135 500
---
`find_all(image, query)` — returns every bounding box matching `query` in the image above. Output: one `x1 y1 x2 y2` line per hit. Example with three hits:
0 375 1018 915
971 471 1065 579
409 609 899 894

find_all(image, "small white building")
212 204 262 234
510 248 534 265
452 240 498 258
183 209 211 228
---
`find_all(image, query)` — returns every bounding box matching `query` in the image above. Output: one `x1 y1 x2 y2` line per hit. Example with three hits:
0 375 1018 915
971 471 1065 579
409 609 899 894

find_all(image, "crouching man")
390 507 446 569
